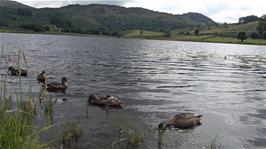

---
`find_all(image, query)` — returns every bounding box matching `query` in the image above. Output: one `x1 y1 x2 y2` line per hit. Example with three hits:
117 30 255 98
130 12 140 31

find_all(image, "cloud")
16 0 133 8
15 0 266 23
125 0 266 23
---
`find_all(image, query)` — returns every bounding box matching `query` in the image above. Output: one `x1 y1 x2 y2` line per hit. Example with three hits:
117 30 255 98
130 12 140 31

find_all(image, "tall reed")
0 50 51 149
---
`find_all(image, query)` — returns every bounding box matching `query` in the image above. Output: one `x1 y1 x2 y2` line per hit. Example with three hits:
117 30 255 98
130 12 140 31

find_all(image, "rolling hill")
0 0 215 35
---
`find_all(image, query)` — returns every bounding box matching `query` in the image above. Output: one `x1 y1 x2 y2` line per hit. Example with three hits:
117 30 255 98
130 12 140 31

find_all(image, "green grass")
173 35 266 45
210 136 222 149
0 96 49 149
0 50 51 149
123 28 266 45
113 118 146 149
124 30 164 37
204 36 266 45
62 122 83 146
2 26 265 45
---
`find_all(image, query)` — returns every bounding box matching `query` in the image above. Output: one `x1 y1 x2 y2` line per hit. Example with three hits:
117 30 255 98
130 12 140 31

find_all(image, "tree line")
237 15 266 42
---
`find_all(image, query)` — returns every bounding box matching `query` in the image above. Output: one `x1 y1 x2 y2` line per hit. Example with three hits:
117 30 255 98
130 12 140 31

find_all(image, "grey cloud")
64 0 133 6
202 3 228 16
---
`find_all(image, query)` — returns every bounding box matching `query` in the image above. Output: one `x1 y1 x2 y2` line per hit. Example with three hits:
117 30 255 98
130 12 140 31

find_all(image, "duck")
37 71 47 84
8 66 27 77
158 112 203 130
45 77 68 93
88 94 122 108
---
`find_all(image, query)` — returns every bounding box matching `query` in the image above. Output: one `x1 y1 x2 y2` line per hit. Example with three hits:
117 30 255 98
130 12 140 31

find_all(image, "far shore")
1 29 266 46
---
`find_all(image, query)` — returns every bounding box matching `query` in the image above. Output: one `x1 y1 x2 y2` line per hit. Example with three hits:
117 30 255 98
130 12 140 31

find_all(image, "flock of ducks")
8 66 203 130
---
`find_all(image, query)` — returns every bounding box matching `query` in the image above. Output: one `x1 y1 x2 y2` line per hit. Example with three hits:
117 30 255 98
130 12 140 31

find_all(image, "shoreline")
1 30 266 46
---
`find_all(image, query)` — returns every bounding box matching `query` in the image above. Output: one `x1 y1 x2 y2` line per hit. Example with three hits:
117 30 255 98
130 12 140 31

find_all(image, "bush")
249 32 259 39
21 24 45 32
164 30 171 37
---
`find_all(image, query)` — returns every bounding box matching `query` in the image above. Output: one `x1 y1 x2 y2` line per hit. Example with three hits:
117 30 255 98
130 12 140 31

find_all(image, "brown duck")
46 77 68 93
88 94 122 108
8 66 27 77
37 71 47 84
158 113 203 130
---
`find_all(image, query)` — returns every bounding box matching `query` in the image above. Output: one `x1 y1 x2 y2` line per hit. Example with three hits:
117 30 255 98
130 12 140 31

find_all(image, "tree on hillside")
237 32 248 42
0 20 9 27
194 29 199 35
17 8 32 17
50 16 72 28
44 25 50 31
164 30 171 37
263 31 266 39
223 22 228 28
257 15 266 34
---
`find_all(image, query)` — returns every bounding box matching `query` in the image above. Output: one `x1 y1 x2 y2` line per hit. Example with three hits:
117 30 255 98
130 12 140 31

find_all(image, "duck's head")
158 122 168 130
88 95 96 103
8 66 14 71
61 77 68 86
41 71 45 75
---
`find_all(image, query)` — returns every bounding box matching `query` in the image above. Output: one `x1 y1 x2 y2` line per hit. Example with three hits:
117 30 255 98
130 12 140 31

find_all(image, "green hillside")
0 0 33 8
201 21 258 36
0 0 215 35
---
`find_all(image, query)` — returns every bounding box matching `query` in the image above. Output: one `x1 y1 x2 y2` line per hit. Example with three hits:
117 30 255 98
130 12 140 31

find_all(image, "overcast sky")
15 0 266 23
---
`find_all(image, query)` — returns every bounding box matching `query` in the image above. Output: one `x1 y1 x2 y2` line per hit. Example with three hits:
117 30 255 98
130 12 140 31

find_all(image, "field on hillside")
201 21 258 36
124 30 165 37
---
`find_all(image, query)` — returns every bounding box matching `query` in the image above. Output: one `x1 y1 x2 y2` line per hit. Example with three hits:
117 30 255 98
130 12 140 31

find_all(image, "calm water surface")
0 33 266 149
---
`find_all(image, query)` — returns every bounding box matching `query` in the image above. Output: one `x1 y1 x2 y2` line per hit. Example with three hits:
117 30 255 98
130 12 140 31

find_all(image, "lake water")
0 33 266 149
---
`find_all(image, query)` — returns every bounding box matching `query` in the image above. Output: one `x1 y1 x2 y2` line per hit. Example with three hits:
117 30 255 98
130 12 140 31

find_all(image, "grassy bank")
174 35 266 45
123 29 266 45
1 28 266 45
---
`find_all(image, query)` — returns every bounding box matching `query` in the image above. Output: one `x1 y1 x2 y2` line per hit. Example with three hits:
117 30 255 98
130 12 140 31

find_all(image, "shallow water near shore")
0 32 266 148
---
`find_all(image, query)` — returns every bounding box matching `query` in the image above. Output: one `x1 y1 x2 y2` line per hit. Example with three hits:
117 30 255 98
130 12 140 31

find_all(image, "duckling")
88 94 122 108
158 113 202 130
37 71 47 84
46 77 68 93
8 66 27 77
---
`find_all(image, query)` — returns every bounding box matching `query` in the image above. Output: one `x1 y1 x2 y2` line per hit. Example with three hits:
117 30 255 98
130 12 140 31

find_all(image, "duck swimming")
8 66 27 77
88 94 122 108
158 113 202 130
46 77 68 93
37 71 47 84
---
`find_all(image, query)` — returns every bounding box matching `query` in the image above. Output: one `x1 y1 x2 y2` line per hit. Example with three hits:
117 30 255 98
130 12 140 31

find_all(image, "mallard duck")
8 66 27 77
158 113 202 130
88 94 122 108
37 71 47 84
46 77 68 93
